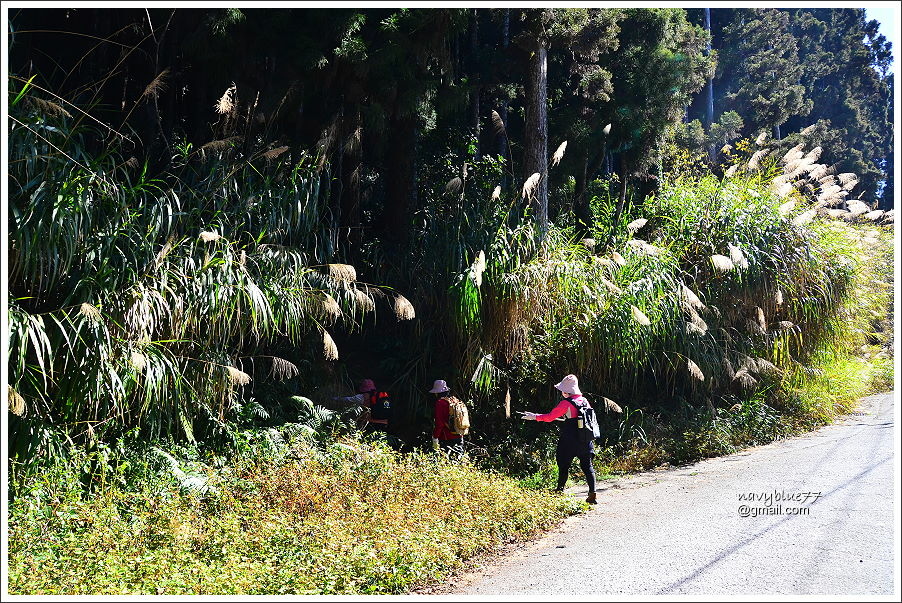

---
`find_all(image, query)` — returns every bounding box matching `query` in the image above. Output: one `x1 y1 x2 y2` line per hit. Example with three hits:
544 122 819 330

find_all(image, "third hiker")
520 374 598 504
429 379 465 458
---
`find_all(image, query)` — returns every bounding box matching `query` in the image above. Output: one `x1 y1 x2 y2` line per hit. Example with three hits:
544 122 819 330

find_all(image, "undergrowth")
7 436 581 595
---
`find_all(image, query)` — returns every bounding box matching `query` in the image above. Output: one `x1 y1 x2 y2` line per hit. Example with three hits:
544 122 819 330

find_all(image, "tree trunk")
523 41 548 235
497 9 510 187
704 8 714 128
603 154 629 250
705 7 715 161
340 109 362 252
469 9 481 159
381 116 418 251
574 150 590 236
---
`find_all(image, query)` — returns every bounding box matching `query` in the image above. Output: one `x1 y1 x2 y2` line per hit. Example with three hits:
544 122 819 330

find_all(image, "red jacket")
433 397 459 440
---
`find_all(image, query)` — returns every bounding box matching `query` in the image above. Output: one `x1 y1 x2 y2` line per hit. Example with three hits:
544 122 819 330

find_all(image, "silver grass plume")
725 164 739 177
611 251 626 266
141 68 170 101
492 185 501 201
602 397 622 413
747 149 768 170
199 231 221 243
807 164 829 180
271 357 300 381
322 293 341 320
29 97 73 118
781 143 805 163
322 330 339 361
755 131 768 145
680 284 705 310
227 366 252 386
79 303 102 323
722 358 736 380
631 306 651 326
602 123 612 136
837 173 858 185
688 359 705 381
627 218 648 234
353 288 375 312
491 110 507 137
864 210 885 221
775 289 784 306
804 146 822 163
846 200 869 217
471 250 487 287
778 200 796 216
263 146 289 161
686 306 708 335
445 176 463 196
393 294 416 320
792 210 816 226
728 244 749 270
551 141 567 167
8 386 25 416
521 172 541 200
328 263 357 282
129 351 147 372
733 368 757 389
601 277 621 294
710 254 734 271
215 82 237 115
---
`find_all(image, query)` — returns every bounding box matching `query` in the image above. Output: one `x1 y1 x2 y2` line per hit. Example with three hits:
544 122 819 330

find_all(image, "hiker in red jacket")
334 378 391 434
430 379 464 457
520 374 597 504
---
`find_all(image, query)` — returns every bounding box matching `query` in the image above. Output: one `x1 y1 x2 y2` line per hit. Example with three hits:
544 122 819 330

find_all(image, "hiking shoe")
586 492 597 504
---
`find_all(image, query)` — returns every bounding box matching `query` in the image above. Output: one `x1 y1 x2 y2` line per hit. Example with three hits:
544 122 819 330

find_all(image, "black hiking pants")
556 439 596 493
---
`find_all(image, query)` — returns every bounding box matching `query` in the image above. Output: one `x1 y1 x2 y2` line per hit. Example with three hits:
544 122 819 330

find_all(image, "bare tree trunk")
523 41 548 236
704 7 715 162
574 150 590 235
603 154 629 250
340 109 362 252
498 10 510 154
469 9 481 159
381 116 418 251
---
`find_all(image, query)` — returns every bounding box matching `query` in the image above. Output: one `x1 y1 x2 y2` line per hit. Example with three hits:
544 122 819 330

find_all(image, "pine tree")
718 9 812 138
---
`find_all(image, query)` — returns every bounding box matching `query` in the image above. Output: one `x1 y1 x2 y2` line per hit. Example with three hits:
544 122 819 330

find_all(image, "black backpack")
571 398 600 445
368 391 392 421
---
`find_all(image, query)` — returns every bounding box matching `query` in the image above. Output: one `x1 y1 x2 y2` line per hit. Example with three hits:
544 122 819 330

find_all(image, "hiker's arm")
534 400 571 422
433 398 449 439
333 393 367 408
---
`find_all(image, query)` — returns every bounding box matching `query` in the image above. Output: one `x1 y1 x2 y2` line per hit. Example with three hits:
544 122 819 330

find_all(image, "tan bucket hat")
554 374 581 396
429 379 450 394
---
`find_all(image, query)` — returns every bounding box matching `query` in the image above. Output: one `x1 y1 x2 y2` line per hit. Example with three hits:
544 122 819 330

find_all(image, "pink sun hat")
554 374 581 396
429 379 450 394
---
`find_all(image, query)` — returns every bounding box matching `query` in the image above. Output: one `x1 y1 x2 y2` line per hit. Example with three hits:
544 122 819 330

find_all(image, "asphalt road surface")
453 392 896 596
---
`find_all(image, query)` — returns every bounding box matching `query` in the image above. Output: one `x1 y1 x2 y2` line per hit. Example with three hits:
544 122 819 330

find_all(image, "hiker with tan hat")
429 379 468 458
519 374 598 504
334 378 392 435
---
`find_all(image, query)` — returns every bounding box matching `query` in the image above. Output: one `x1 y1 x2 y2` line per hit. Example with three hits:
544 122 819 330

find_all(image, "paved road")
453 393 896 596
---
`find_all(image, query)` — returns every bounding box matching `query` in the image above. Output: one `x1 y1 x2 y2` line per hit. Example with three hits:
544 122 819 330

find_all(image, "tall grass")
7 85 412 469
